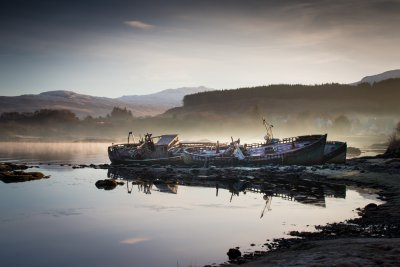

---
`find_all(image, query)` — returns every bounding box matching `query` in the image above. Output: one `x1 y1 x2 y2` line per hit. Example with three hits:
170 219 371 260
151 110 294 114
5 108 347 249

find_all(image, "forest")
181 78 400 115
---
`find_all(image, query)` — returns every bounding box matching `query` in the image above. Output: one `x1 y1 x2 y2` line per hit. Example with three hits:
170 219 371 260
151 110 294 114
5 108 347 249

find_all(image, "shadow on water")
103 167 347 217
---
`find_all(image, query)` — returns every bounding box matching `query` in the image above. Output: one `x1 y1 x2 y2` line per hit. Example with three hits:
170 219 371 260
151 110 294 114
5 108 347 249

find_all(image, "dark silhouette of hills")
163 79 400 119
0 87 212 118
353 69 400 85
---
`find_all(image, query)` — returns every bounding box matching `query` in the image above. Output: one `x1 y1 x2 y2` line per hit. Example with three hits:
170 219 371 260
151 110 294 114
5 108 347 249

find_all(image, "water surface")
0 143 383 267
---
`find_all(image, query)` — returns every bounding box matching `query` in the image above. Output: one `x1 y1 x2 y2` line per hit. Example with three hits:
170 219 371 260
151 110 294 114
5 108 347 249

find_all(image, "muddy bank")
222 157 400 266
232 238 400 267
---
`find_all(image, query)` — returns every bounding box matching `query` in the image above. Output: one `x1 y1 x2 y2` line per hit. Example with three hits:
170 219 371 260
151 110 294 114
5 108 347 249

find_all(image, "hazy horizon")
1 0 400 97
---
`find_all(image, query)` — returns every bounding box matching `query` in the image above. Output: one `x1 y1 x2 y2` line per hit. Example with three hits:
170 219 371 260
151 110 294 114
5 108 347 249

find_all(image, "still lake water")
0 143 383 267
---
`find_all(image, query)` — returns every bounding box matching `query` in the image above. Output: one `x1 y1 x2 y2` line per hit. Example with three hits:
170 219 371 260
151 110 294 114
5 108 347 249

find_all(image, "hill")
0 87 213 118
117 86 212 106
163 79 400 120
0 90 156 118
354 69 400 85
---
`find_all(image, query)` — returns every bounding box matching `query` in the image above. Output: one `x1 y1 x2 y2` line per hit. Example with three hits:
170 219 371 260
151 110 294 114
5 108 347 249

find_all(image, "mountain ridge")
353 69 400 85
0 86 213 118
1 69 399 119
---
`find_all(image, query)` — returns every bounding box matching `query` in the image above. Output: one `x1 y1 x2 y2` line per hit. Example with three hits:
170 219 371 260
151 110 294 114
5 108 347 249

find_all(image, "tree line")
182 79 400 115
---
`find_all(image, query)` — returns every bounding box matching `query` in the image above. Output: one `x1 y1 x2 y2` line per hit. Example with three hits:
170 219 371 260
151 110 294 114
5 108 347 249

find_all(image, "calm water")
0 143 383 267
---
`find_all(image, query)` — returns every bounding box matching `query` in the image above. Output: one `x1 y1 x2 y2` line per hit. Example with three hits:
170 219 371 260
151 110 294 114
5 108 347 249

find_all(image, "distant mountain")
353 69 400 85
117 86 213 106
0 90 152 118
0 86 213 118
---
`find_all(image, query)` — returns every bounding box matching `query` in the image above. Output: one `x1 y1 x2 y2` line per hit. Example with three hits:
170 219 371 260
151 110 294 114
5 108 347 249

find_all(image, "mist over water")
0 132 386 166
0 142 110 164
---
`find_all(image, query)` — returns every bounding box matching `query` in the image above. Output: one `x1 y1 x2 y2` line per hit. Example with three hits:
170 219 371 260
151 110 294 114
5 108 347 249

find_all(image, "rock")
227 248 241 260
95 179 118 190
365 203 378 211
98 164 110 169
0 163 28 171
0 164 11 172
0 171 49 183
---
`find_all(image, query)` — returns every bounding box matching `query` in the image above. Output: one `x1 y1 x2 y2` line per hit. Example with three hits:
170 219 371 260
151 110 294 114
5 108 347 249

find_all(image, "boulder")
227 248 241 260
95 179 118 190
0 171 49 183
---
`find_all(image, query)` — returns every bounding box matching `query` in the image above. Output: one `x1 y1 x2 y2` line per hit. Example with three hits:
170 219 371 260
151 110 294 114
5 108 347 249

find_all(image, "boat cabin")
153 134 179 158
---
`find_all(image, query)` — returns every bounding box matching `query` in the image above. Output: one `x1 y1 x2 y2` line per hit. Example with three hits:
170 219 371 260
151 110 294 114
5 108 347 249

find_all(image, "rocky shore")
220 156 400 266
0 163 49 183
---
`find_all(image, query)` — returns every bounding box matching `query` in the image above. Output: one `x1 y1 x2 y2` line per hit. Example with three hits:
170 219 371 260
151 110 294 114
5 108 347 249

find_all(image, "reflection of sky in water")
0 167 383 267
0 142 110 164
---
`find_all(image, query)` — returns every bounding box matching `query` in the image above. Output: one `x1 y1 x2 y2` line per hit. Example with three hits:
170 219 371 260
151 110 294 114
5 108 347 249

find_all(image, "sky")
1 0 400 97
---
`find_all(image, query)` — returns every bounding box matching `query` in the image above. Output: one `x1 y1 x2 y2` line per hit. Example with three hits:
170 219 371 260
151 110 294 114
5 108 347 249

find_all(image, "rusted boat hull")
323 141 347 164
108 134 182 165
183 134 327 166
108 145 183 165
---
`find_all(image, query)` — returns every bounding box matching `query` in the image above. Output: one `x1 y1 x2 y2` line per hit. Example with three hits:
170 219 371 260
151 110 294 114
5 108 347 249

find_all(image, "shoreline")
220 156 400 266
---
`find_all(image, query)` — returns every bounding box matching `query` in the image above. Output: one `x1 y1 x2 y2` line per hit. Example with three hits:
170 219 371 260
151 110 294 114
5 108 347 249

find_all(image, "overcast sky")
1 0 400 97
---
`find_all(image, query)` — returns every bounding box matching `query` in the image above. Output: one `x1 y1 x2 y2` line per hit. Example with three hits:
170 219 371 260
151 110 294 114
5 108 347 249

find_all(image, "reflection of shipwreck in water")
107 167 346 210
124 178 178 195
245 178 346 208
153 180 178 194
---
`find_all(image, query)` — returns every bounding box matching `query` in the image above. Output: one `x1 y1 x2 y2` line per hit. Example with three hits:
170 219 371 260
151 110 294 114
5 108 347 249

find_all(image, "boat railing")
180 142 222 148
245 137 298 149
245 143 264 148
280 137 297 143
248 153 284 161
109 143 140 150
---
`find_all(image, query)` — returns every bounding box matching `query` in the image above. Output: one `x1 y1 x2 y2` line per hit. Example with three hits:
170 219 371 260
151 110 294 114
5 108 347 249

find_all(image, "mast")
262 118 274 144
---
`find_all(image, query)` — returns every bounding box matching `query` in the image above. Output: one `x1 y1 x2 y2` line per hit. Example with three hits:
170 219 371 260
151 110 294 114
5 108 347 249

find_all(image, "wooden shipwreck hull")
108 133 344 166
108 134 183 165
323 141 347 164
183 134 327 167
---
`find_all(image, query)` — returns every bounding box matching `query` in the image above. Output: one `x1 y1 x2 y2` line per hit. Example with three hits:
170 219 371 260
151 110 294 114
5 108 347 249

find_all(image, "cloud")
120 237 151 245
124 20 155 30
